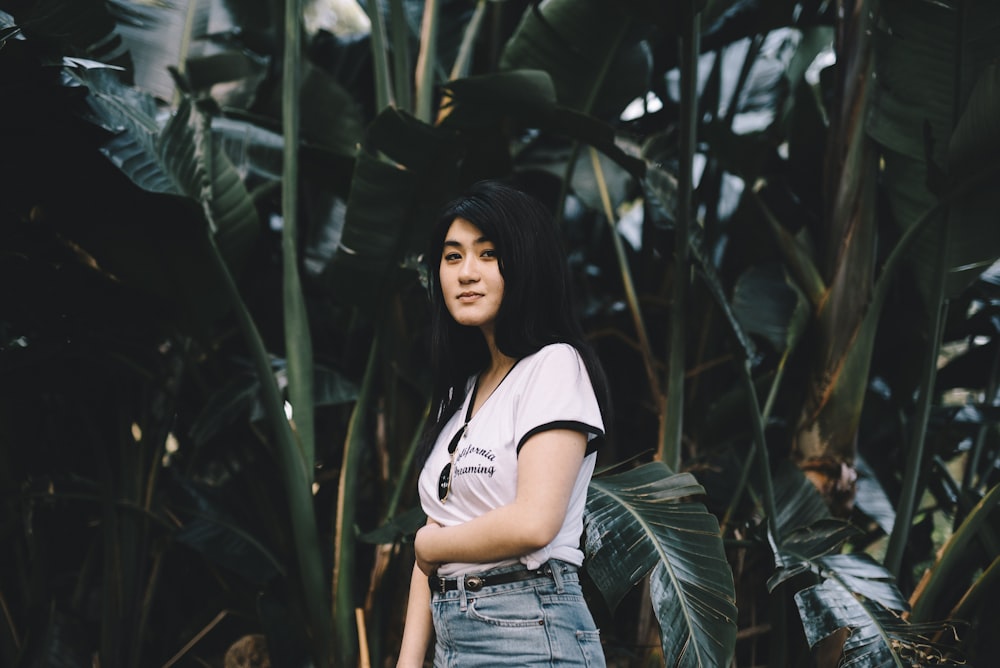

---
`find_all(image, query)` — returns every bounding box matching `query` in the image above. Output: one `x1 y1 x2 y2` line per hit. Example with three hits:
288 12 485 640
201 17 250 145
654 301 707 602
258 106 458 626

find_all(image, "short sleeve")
511 344 605 455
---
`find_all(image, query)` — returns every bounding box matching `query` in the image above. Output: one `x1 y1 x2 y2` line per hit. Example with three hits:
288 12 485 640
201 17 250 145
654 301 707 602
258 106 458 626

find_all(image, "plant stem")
661 5 700 469
366 0 395 111
884 220 949 578
554 19 630 227
449 0 487 81
390 0 411 112
333 336 381 666
283 0 315 479
206 232 331 666
414 0 440 123
947 552 1000 628
910 482 1000 621
590 147 660 400
385 403 429 521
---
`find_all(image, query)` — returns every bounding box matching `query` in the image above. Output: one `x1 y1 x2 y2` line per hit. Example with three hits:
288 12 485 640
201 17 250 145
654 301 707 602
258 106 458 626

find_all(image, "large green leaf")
584 462 737 666
174 498 287 584
686 217 758 362
161 98 259 263
772 459 831 536
732 263 809 353
854 454 896 537
108 0 210 100
438 69 645 179
73 68 259 265
794 578 963 667
768 520 862 590
771 520 965 665
867 0 1000 306
944 58 1000 291
324 121 428 310
323 107 461 310
246 59 365 158
1 0 132 73
324 152 415 311
438 68 559 127
499 0 649 117
22 67 260 338
358 505 427 544
188 363 358 445
948 61 1000 177
73 67 168 190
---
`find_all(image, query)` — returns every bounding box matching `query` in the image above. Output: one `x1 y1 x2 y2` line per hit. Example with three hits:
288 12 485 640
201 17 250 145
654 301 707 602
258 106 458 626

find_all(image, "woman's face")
438 217 505 335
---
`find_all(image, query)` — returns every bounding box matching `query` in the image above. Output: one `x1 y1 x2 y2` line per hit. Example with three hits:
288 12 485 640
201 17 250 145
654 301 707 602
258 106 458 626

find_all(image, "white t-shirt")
418 343 604 577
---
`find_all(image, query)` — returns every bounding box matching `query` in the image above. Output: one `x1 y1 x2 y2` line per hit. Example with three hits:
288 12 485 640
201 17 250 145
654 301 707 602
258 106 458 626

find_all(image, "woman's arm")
396 562 433 668
414 428 586 569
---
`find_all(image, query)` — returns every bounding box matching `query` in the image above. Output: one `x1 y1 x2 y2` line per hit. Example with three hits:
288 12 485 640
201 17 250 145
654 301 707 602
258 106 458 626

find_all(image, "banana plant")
870 0 1000 575
323 0 1000 665
584 463 738 666
6 1 1000 667
88 76 334 666
1 5 339 665
637 1 1000 664
769 520 966 666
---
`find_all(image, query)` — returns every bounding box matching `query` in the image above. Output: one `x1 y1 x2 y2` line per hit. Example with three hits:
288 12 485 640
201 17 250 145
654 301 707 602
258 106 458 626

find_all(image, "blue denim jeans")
430 560 606 667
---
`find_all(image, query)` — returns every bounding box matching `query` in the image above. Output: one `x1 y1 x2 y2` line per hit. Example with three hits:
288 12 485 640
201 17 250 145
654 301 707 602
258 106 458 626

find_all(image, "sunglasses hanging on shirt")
436 362 518 503
437 426 465 502
438 377 479 503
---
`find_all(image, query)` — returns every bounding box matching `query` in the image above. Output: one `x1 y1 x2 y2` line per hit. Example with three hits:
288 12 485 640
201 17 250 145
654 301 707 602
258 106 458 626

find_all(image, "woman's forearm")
396 563 433 668
416 429 586 568
416 502 551 566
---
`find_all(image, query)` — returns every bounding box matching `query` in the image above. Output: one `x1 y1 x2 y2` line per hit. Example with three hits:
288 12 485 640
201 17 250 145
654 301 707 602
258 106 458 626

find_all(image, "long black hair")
419 180 612 461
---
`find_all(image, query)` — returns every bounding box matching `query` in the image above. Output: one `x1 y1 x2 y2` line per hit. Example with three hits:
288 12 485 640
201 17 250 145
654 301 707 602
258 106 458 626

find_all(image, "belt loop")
458 575 469 611
549 560 566 593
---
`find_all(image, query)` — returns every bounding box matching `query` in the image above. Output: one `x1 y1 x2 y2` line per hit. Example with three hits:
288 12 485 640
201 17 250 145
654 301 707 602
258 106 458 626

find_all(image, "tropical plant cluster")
2 0 1000 666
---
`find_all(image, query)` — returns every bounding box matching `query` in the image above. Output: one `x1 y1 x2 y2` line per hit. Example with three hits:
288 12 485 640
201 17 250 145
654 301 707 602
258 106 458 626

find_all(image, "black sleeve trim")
516 421 605 456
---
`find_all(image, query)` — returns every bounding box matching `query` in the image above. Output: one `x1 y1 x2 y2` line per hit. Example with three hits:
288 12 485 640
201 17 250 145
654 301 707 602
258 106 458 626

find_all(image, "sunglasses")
437 427 465 502
437 374 487 503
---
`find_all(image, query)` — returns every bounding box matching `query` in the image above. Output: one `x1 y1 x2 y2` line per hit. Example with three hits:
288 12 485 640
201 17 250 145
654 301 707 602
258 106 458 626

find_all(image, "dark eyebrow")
442 236 491 248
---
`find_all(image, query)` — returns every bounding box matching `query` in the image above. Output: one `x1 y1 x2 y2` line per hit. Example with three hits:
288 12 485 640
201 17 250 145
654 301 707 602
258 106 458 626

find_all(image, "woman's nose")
458 257 479 281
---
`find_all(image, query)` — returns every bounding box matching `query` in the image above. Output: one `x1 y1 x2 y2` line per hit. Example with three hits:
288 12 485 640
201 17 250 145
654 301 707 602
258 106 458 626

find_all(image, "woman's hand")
414 521 443 575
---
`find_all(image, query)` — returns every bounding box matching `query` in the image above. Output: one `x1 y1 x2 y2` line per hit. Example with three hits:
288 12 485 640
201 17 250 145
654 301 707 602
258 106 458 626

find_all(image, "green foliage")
585 463 737 666
3 0 1000 666
771 522 964 666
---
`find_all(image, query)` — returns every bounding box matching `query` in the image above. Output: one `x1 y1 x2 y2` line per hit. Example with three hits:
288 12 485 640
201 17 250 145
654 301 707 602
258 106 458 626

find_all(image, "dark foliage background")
2 0 1000 666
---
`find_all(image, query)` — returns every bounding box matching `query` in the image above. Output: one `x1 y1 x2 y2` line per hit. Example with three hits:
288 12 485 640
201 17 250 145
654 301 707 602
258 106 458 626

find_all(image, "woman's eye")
481 248 498 258
443 252 461 262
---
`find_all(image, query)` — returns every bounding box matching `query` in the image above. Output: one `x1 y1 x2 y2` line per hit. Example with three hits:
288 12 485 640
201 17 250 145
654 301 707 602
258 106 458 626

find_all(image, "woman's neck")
470 330 517 416
482 355 515 384
468 352 516 419
482 352 516 384
480 329 516 380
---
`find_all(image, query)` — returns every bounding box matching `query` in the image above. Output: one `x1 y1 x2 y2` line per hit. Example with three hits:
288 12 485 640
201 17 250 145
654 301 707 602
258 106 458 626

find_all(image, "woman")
397 180 611 667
